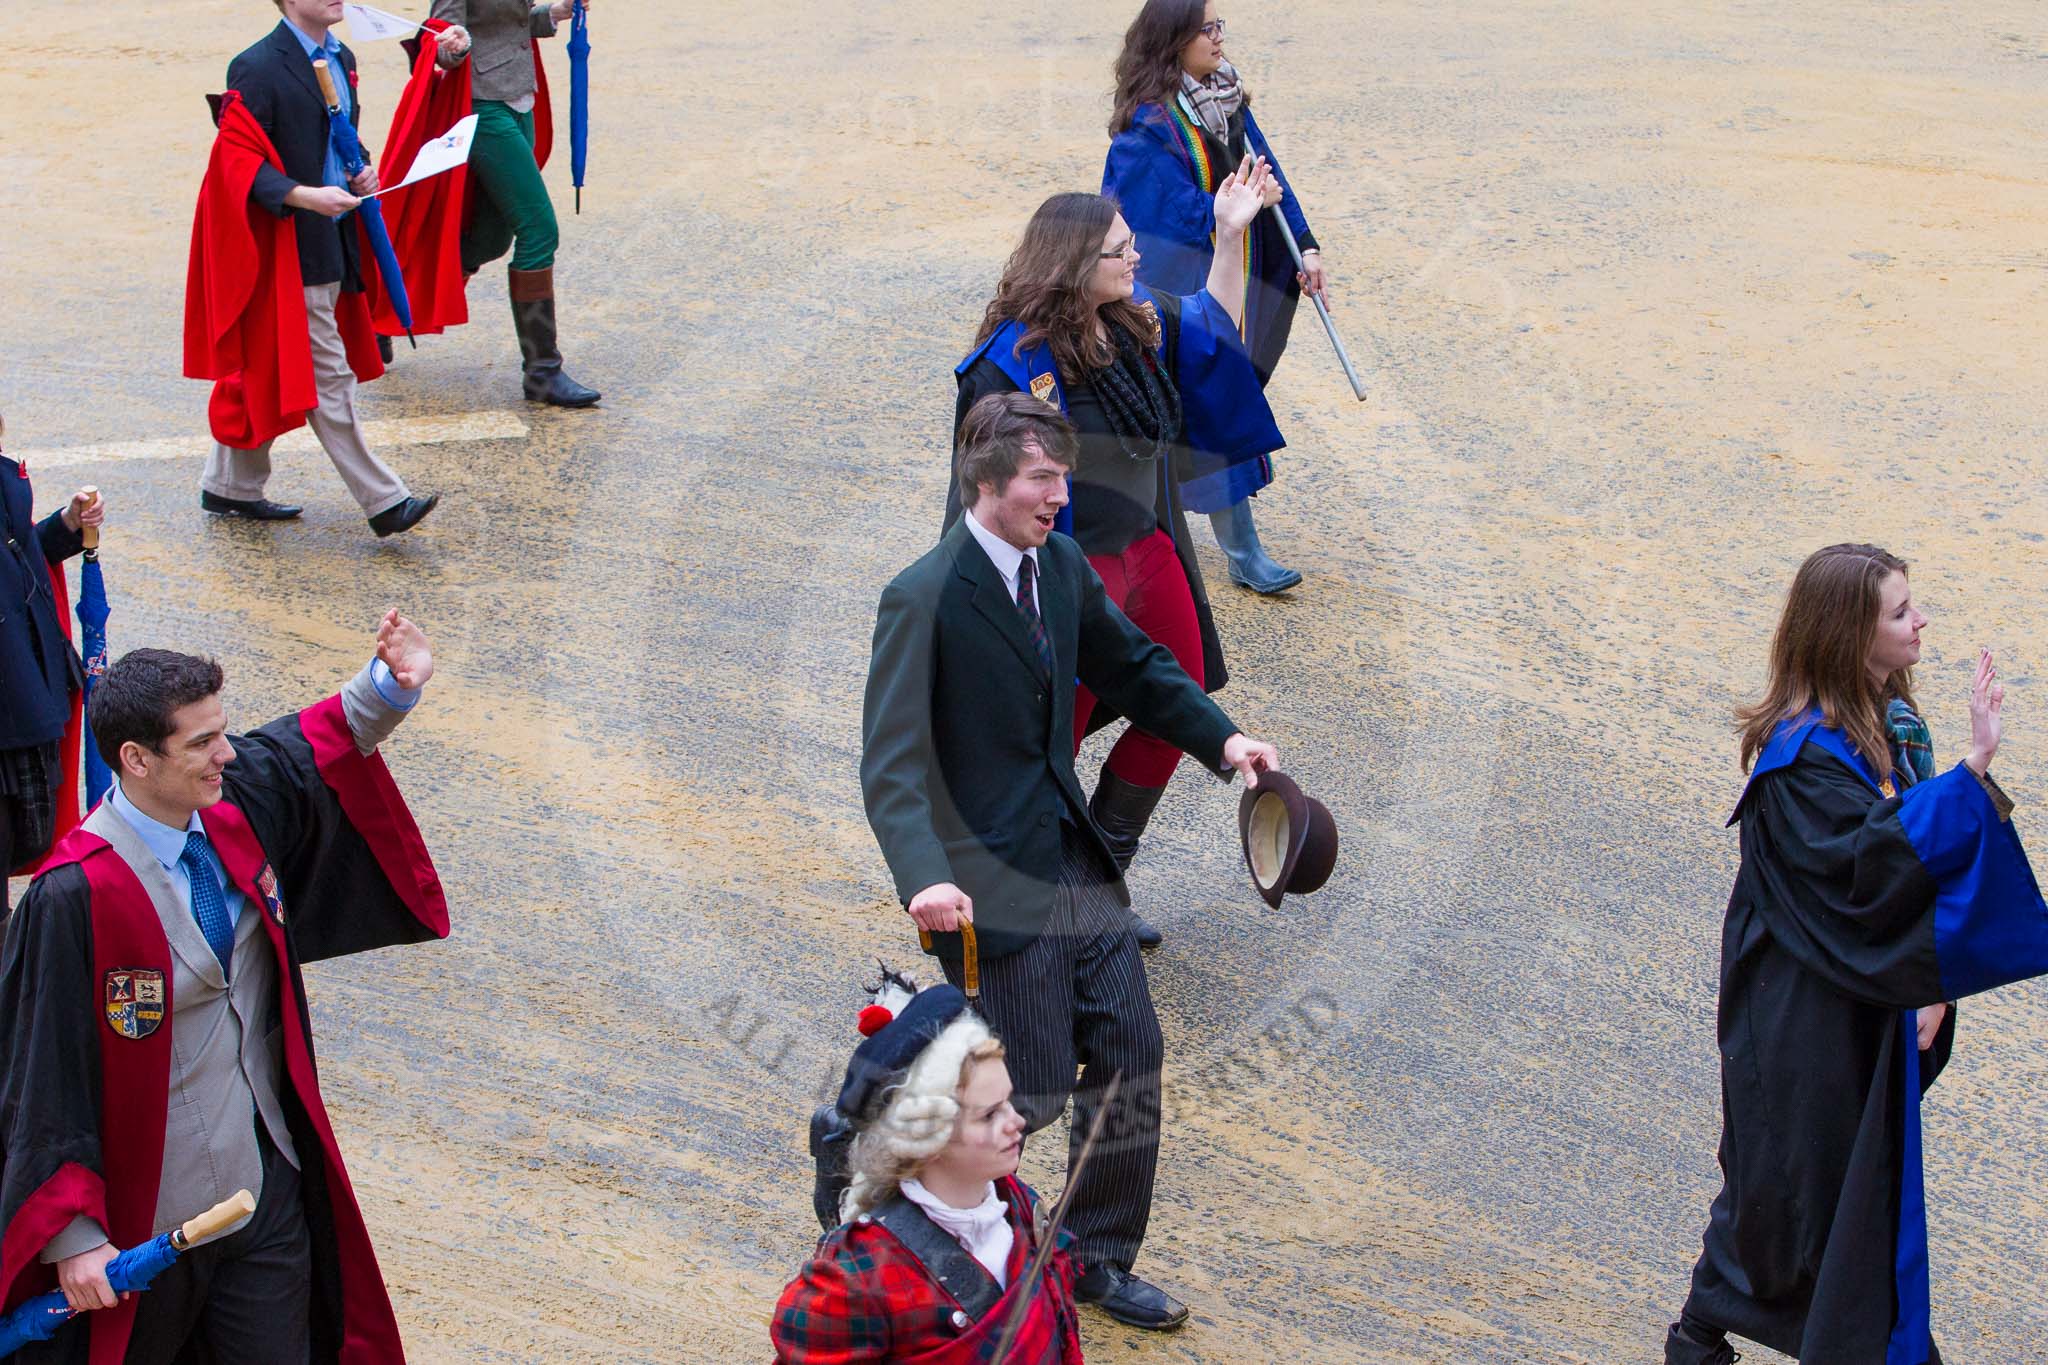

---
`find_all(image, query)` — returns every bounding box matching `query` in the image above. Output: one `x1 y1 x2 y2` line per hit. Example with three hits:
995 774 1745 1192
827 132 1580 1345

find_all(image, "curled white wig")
839 1012 999 1223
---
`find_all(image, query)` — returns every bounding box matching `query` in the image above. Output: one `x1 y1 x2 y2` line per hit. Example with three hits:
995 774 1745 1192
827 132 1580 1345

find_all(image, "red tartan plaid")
771 1176 1082 1363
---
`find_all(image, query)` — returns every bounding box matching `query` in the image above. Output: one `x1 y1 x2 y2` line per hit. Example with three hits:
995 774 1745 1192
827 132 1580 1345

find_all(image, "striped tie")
180 831 235 975
1016 555 1054 678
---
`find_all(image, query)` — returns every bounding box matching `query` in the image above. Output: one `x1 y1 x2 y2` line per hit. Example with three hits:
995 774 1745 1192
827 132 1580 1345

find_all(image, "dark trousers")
942 824 1164 1272
125 1128 312 1365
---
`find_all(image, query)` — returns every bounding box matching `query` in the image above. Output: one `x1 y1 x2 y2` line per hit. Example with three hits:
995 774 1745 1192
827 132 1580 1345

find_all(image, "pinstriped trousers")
942 822 1165 1273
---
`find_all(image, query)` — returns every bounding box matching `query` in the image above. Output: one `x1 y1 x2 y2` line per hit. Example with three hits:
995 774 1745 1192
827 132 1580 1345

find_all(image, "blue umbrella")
76 515 111 811
568 0 589 213
0 1191 253 1356
311 58 415 348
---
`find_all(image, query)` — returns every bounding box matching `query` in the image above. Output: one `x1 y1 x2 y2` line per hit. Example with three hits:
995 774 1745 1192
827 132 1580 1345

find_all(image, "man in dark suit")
197 0 453 536
861 391 1278 1331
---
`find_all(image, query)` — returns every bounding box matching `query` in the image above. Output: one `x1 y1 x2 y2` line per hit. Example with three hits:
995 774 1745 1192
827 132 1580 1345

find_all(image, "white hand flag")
343 4 422 42
365 115 479 198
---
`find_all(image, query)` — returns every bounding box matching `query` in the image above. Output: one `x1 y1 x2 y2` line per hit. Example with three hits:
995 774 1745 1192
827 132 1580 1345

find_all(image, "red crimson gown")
0 695 447 1365
182 91 385 451
370 21 555 339
772 1176 1082 1364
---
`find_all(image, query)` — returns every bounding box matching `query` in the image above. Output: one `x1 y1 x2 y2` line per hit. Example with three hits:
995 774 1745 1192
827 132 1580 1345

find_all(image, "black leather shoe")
367 493 439 538
200 491 303 521
1075 1264 1188 1331
1664 1321 1740 1365
1130 912 1163 950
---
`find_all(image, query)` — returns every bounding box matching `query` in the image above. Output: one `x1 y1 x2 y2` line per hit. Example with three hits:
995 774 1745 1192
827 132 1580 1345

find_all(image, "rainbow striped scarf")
1165 95 1253 337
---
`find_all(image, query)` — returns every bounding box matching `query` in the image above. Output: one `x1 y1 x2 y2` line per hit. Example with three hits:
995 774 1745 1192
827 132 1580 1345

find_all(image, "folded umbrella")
75 490 111 811
568 0 589 212
0 1191 254 1357
312 58 416 348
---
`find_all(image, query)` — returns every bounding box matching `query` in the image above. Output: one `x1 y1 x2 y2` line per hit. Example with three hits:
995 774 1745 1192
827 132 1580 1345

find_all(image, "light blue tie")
180 831 235 975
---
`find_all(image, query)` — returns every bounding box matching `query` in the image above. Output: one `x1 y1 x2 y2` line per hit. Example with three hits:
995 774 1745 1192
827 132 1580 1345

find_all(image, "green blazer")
861 520 1237 960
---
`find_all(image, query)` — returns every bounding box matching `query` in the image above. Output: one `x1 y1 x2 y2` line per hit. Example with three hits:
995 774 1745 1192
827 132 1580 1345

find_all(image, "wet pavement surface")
7 1 2048 1359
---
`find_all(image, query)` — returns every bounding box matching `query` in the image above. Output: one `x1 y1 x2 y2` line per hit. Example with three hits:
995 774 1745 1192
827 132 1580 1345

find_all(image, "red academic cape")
43 559 83 845
370 19 472 338
372 28 554 340
182 91 386 451
0 695 448 1365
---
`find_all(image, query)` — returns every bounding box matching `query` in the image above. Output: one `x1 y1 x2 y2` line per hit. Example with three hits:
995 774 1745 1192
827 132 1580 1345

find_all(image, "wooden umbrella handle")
311 57 340 108
78 486 99 552
173 1190 256 1250
915 924 981 1000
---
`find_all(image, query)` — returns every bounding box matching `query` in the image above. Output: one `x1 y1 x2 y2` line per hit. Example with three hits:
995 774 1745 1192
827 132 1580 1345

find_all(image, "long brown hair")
976 192 1161 382
1108 0 1247 134
1736 543 1920 780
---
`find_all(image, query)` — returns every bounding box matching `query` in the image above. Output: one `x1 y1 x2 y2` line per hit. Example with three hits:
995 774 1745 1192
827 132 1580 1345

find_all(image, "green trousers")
462 100 559 273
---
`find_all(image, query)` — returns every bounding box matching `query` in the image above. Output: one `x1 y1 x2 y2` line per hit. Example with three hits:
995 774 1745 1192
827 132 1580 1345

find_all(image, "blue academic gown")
1682 712 2048 1364
954 284 1283 519
1104 100 1314 389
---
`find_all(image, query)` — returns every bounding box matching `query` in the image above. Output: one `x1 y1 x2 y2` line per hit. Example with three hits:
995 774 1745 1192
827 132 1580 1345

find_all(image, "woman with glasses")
947 161 1280 949
1103 0 1325 594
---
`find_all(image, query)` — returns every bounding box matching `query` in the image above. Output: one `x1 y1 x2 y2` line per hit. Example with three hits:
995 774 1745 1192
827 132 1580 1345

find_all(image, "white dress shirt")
964 506 1040 603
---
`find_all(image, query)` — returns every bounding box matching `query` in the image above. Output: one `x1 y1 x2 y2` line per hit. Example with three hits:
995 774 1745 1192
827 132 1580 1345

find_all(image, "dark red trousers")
1073 528 1205 788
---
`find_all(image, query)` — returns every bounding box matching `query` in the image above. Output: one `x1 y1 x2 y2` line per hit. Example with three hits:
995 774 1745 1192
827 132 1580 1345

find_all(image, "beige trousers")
201 282 408 516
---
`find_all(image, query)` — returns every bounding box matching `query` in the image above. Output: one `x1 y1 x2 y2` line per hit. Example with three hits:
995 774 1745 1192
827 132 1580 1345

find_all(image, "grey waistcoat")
110 801 296 1222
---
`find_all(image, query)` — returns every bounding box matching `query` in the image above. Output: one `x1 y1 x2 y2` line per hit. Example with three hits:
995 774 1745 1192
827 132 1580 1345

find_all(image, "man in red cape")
183 0 440 538
0 609 449 1363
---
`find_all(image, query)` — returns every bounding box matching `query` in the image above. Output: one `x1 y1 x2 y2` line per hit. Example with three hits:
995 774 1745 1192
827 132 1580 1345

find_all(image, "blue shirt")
283 18 351 191
111 783 247 935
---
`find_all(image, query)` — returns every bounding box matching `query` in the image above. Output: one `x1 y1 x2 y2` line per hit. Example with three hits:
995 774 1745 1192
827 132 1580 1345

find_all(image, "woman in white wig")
774 974 1083 1363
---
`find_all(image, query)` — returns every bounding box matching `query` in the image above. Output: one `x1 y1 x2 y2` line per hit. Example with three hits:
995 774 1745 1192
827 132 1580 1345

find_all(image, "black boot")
1089 770 1167 949
508 266 601 408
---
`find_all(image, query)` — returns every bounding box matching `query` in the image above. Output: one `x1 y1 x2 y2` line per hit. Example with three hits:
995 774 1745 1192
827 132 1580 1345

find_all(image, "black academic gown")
0 695 446 1364
1682 714 2048 1365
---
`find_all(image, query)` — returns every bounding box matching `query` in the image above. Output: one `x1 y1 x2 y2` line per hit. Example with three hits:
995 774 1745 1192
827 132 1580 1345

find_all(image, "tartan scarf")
1180 59 1244 142
1886 697 1935 787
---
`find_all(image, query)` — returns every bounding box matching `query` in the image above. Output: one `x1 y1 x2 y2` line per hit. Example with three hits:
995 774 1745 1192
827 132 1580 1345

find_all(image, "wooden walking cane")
917 922 979 998
1269 205 1369 402
989 1071 1125 1364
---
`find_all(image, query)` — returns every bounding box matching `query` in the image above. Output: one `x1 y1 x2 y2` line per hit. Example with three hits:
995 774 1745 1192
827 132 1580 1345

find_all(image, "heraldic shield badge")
104 969 166 1040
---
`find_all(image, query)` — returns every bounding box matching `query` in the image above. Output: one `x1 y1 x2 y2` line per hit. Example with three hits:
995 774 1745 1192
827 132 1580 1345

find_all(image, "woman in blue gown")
1102 0 1329 594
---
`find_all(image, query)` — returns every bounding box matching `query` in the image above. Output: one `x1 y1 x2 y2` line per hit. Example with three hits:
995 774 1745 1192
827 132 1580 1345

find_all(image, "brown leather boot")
508 266 600 407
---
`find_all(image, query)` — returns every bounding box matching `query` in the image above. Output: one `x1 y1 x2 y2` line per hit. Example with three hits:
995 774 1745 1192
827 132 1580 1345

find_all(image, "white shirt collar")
963 506 1038 598
900 1179 1014 1290
109 781 203 873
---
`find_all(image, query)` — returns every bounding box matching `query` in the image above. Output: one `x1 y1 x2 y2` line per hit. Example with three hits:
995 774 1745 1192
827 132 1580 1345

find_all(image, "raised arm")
340 609 432 755
1203 155 1281 329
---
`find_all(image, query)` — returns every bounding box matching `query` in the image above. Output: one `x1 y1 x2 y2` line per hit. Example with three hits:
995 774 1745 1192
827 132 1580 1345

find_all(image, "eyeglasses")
1198 19 1225 39
1098 238 1138 261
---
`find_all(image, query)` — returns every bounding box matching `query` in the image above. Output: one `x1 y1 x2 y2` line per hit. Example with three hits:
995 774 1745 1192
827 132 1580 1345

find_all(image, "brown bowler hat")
1239 771 1339 909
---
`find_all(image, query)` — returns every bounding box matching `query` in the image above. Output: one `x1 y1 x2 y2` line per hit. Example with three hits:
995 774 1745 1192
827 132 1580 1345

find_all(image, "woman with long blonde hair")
1668 543 2048 1365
